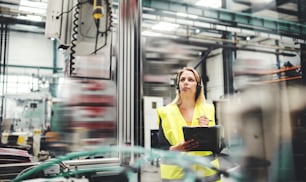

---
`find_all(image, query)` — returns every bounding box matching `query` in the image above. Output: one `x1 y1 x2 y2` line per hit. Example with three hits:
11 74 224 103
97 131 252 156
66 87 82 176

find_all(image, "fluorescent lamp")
18 15 43 22
18 0 47 21
141 30 178 39
195 0 222 8
142 30 179 39
152 22 179 31
142 31 162 37
254 0 273 3
19 0 47 14
176 12 198 19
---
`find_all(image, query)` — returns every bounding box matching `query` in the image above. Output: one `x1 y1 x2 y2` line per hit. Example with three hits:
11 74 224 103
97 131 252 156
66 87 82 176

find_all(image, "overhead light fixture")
142 31 162 37
195 29 201 34
142 30 179 39
18 15 43 22
176 12 198 19
19 0 47 14
18 0 47 21
152 22 180 31
253 0 273 4
195 0 222 8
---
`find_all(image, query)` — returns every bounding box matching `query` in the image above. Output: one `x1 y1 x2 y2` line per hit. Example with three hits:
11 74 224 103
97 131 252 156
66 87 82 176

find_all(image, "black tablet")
183 125 222 153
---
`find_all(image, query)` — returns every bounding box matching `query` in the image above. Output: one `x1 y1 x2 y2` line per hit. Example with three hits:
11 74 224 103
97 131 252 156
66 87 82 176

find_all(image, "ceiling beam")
0 16 45 27
142 0 306 39
234 0 297 15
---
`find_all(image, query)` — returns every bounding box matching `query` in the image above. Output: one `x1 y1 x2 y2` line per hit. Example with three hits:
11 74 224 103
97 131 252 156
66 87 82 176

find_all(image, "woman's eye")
188 78 195 82
180 78 195 82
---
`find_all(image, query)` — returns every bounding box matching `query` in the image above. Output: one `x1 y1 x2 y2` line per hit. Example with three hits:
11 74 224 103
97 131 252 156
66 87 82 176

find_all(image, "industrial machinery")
0 92 52 157
0 0 122 181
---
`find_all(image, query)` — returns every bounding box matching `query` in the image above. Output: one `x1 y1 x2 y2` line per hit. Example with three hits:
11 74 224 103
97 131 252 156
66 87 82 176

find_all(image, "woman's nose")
184 80 191 85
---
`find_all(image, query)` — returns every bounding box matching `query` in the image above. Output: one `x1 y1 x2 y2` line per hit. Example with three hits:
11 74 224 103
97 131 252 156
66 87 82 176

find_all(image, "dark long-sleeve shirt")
158 118 171 150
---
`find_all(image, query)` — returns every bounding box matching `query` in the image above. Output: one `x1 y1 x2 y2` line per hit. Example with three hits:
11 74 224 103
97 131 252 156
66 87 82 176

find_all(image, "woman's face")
178 70 197 96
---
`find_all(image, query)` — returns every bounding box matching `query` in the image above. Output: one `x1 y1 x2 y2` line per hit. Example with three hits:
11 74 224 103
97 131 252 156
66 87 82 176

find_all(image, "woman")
157 67 221 181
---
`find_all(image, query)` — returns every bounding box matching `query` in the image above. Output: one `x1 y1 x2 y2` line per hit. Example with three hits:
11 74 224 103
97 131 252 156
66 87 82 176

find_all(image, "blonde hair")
171 67 206 105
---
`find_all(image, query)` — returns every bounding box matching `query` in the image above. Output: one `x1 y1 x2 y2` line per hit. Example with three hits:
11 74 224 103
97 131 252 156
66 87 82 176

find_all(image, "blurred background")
0 0 305 181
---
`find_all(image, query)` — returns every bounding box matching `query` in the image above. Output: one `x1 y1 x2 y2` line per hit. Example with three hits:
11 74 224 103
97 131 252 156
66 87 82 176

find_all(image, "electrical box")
143 96 163 150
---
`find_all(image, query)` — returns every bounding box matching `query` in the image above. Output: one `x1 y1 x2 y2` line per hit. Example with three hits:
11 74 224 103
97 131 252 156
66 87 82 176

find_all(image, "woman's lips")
182 87 190 91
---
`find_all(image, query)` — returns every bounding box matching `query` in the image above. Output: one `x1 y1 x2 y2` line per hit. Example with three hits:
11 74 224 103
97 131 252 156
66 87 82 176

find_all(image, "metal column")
118 0 142 160
0 22 9 122
222 32 234 95
301 44 306 85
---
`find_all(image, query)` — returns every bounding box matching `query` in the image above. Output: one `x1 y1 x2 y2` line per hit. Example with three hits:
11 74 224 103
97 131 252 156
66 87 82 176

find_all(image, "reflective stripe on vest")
161 173 221 182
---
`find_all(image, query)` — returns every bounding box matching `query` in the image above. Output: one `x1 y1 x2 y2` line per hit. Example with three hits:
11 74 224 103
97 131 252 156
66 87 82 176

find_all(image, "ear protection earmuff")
195 82 202 100
175 73 180 90
175 73 202 100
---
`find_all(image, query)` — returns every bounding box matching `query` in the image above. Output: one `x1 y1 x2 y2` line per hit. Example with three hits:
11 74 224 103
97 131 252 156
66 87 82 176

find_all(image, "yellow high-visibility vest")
157 103 221 181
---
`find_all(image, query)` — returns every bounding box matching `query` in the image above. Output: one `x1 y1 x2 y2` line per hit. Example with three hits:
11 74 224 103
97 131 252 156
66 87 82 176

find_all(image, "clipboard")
183 125 222 152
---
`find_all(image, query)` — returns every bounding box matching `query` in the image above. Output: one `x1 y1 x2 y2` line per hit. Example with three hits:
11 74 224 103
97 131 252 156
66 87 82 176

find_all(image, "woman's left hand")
170 139 199 152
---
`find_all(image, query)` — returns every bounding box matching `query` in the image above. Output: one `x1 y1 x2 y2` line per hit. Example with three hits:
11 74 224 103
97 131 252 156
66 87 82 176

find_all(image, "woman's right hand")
170 139 199 152
198 115 210 126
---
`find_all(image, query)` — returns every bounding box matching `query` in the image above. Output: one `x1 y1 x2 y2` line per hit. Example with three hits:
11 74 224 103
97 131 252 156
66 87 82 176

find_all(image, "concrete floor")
140 158 239 182
141 163 161 182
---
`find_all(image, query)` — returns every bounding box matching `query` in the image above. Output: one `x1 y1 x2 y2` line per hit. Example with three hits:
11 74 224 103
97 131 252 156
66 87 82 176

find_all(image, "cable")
91 35 107 55
12 145 242 182
92 0 113 54
14 165 37 179
69 1 81 76
106 0 113 32
55 0 89 20
60 0 92 76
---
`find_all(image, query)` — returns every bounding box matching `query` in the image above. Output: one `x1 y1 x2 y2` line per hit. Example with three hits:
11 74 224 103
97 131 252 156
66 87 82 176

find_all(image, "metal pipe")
118 0 142 167
0 23 4 122
0 23 9 121
0 64 62 71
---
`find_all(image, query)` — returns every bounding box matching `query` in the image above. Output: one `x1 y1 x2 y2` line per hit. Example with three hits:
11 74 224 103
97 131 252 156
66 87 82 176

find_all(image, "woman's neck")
178 99 195 122
179 99 195 109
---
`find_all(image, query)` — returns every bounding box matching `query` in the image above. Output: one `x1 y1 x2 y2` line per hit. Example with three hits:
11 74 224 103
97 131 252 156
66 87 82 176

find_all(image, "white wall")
206 49 224 102
7 31 64 75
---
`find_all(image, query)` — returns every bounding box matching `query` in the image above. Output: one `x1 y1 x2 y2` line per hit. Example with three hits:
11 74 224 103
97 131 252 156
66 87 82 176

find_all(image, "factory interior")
0 0 305 181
